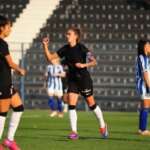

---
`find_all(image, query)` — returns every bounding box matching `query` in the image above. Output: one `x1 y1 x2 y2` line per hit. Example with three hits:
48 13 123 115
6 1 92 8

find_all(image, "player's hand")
19 68 26 76
75 63 86 68
42 37 49 46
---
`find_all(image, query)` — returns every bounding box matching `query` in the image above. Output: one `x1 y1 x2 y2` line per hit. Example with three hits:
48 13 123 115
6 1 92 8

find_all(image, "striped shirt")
135 55 150 95
46 64 64 90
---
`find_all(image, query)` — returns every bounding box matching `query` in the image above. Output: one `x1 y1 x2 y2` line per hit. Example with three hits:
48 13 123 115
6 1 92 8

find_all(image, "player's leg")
55 90 64 118
47 89 57 117
80 77 108 138
139 99 150 135
0 99 10 150
68 92 79 139
86 95 108 138
0 86 12 150
3 91 24 150
67 81 79 139
63 88 68 113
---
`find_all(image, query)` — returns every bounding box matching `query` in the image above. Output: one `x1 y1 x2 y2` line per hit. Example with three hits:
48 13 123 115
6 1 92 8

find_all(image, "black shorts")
68 76 93 98
62 78 68 93
0 85 17 99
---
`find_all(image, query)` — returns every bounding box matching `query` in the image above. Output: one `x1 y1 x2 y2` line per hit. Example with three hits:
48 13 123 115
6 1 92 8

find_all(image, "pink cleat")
68 132 79 140
3 139 21 150
0 144 4 150
99 124 108 139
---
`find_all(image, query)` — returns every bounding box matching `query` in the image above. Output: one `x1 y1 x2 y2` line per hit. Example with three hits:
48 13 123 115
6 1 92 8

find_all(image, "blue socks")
48 97 55 111
139 108 149 131
48 97 63 112
57 99 63 112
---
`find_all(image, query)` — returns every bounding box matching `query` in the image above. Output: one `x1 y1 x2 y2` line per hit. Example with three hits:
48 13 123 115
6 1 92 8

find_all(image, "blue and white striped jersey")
46 64 64 90
135 55 150 95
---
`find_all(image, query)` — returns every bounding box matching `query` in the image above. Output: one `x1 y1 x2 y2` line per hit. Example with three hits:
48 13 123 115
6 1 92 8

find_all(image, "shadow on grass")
19 127 69 132
16 133 150 143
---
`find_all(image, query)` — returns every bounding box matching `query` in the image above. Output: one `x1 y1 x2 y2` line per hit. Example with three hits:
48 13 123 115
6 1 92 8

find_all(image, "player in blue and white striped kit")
135 39 150 135
45 58 65 117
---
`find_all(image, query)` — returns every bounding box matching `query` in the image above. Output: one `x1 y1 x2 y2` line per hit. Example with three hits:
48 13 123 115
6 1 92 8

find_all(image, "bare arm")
75 57 97 69
54 72 66 78
144 71 150 88
42 37 60 62
5 55 26 76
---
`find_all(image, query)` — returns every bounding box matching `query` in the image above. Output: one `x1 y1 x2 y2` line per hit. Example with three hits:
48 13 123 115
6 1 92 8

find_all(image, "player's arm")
42 37 60 62
140 56 150 88
5 55 26 76
54 66 66 78
75 51 97 69
56 71 66 78
143 71 150 88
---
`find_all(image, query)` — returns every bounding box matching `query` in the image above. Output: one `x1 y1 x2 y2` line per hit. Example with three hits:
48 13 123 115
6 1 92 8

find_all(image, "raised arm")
42 37 60 62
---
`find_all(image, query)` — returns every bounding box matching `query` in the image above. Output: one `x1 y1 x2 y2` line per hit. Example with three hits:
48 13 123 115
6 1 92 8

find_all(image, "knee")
0 112 8 117
12 104 24 112
69 105 76 110
89 104 97 111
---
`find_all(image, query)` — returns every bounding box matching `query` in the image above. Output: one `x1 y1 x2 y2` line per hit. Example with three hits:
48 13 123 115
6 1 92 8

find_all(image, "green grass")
2 110 150 150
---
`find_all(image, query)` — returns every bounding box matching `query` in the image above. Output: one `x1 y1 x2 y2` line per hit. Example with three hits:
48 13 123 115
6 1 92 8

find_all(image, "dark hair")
0 15 10 27
0 15 11 34
137 39 149 56
68 27 81 43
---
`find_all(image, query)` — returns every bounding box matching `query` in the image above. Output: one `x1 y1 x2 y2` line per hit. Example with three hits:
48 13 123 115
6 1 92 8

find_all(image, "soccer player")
0 15 25 150
136 39 150 135
45 58 65 118
42 27 108 139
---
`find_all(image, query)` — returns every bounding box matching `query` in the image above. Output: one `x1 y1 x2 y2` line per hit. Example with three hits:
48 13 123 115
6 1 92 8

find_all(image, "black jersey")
57 43 90 80
0 38 11 88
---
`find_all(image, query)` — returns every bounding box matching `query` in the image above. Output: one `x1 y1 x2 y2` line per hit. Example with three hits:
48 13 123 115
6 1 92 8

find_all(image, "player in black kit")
42 27 108 139
0 16 25 150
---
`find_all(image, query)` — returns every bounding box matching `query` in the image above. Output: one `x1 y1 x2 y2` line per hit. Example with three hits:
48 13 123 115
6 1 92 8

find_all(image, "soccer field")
3 110 150 150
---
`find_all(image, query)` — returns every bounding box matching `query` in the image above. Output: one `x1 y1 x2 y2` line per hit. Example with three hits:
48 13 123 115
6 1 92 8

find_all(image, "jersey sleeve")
57 45 67 58
86 51 95 62
139 55 149 72
0 41 10 56
80 43 96 62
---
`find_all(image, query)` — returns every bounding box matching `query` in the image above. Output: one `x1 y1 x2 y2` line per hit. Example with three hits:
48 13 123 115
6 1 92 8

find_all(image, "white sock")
7 112 23 141
63 104 68 112
0 116 6 139
69 109 77 133
93 106 105 128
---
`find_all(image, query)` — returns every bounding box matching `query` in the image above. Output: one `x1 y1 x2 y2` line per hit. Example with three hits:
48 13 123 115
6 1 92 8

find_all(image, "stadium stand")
0 0 29 22
12 0 150 110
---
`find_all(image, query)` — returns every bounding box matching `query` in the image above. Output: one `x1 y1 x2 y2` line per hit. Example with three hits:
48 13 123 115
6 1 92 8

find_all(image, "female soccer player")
0 16 26 150
136 39 150 135
42 27 108 139
45 58 65 118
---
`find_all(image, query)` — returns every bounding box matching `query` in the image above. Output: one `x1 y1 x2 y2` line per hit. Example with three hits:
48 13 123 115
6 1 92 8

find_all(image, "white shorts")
47 89 63 97
141 93 150 100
